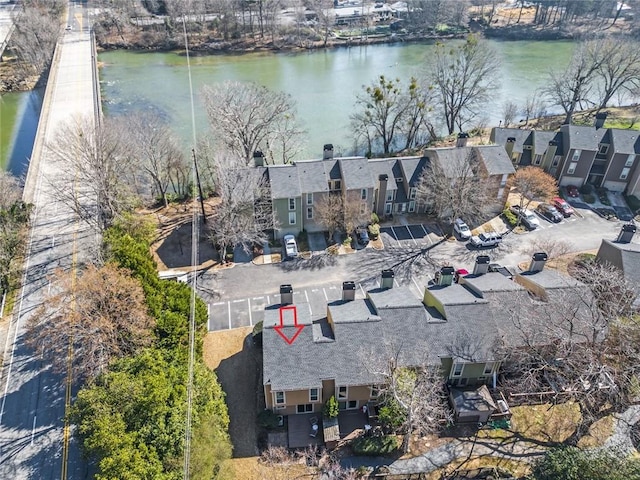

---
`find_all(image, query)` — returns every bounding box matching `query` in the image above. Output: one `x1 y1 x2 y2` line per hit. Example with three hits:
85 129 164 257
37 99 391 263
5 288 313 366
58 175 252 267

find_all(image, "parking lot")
379 223 442 248
207 275 430 331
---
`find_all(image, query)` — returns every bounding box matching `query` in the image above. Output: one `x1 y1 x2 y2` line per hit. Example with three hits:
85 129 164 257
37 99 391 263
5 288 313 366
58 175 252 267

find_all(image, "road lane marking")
51 236 55 248
322 288 329 301
248 298 252 326
227 301 231 329
31 416 37 445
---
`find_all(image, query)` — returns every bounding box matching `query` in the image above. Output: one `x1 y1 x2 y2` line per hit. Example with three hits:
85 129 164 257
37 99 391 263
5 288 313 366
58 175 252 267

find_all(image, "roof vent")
616 223 637 243
528 252 548 273
506 137 516 143
342 281 356 301
435 266 455 286
280 284 293 305
323 144 334 160
381 269 394 289
473 255 491 276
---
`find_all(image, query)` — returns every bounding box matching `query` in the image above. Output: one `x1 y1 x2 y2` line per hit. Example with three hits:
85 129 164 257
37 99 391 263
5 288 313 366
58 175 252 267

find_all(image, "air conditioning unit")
277 415 284 427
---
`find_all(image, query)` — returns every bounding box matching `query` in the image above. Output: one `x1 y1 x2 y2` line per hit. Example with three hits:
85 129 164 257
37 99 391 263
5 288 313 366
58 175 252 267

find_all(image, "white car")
453 218 471 240
283 234 299 258
521 209 540 229
469 232 503 248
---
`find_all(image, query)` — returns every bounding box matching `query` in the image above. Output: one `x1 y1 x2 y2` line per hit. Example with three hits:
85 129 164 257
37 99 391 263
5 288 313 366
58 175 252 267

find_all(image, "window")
309 388 319 402
289 212 296 225
533 154 542 165
385 190 394 202
337 386 347 400
395 177 404 184
453 363 464 377
552 156 561 167
296 404 313 413
567 162 577 175
306 193 313 205
274 391 285 405
408 201 416 213
626 154 635 167
370 386 380 399
288 198 295 210
523 144 533 150
384 203 392 214
338 400 358 410
329 180 341 191
598 144 609 155
621 167 630 180
361 189 367 200
483 362 494 375
511 152 521 163
572 149 581 162
306 207 313 220
409 187 417 200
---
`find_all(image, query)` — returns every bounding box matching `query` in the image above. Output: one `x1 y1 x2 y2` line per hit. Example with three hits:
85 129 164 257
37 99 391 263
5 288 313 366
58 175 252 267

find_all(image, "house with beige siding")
262 256 600 447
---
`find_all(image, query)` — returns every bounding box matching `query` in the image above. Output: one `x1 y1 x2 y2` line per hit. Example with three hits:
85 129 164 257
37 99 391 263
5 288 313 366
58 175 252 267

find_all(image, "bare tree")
0 172 31 291
524 238 574 263
123 112 189 207
27 264 154 381
415 150 494 230
427 35 501 135
202 81 304 165
314 0 336 48
371 346 450 453
591 38 640 112
314 193 344 240
46 115 139 234
207 153 276 262
522 93 547 126
542 41 603 125
0 171 22 210
502 100 518 128
507 166 558 212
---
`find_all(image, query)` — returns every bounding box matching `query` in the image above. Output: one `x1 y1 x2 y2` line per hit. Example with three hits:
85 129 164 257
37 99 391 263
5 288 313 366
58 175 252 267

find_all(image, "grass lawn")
220 457 310 480
428 457 531 480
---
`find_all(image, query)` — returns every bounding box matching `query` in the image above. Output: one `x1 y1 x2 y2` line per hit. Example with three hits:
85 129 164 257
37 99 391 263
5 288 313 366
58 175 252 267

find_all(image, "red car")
553 197 574 217
566 185 579 198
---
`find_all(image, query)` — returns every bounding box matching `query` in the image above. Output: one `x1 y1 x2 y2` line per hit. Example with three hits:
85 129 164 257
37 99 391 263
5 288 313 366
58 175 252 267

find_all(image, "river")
1 39 575 171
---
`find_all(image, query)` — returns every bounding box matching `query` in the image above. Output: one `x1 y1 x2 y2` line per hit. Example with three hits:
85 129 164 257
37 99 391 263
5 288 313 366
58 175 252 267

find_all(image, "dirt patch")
577 415 615 449
220 456 309 480
203 328 262 458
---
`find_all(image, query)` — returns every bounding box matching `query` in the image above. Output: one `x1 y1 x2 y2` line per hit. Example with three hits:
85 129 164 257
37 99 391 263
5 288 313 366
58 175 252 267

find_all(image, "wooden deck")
287 413 324 449
338 410 369 439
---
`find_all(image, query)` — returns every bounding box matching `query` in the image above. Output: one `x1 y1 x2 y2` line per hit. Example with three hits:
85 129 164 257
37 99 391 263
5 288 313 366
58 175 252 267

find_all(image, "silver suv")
469 232 503 248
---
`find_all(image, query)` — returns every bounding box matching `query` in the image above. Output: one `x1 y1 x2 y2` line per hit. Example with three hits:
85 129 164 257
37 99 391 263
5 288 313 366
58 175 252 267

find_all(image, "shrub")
579 183 594 195
625 194 640 213
371 212 380 224
257 409 281 430
351 435 400 456
502 206 518 227
368 223 380 239
583 193 596 204
343 236 352 246
323 395 339 419
378 397 406 432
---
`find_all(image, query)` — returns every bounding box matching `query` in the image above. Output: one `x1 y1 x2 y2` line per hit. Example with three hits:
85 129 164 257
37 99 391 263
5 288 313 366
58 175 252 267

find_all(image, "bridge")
0 1 17 62
0 1 99 478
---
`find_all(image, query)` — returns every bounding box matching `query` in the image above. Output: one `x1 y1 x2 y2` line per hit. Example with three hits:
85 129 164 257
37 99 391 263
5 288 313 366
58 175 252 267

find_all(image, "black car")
355 227 370 246
536 203 563 223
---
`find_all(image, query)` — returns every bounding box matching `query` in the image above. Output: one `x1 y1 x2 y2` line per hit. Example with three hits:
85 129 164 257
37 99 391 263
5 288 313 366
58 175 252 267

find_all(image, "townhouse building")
491 117 640 195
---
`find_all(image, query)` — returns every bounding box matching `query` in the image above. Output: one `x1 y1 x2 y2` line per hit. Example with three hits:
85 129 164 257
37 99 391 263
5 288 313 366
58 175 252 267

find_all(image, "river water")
1 39 575 171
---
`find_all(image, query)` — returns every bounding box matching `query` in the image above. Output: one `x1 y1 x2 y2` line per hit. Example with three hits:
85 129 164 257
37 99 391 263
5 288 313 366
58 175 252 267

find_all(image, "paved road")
0 3 96 478
202 206 628 331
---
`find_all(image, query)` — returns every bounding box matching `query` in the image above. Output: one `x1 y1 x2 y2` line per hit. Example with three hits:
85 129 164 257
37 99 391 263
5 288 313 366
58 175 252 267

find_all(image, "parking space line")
390 227 399 242
212 301 224 306
412 276 423 295
227 301 231 330
232 299 244 303
248 298 252 326
304 290 312 316
394 278 400 287
252 296 263 300
267 295 270 304
359 283 366 297
421 224 432 245
406 226 418 246
322 288 329 301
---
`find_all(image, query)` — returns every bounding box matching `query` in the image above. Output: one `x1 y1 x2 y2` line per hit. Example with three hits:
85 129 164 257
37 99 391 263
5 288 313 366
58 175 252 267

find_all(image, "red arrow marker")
274 305 304 345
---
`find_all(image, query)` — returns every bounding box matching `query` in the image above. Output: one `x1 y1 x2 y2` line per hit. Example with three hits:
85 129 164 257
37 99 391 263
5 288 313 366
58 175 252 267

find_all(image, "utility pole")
192 148 207 223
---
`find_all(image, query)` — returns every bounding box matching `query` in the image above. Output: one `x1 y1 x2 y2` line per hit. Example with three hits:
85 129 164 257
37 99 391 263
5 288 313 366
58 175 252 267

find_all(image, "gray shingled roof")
610 129 640 155
491 128 532 153
426 147 471 179
368 159 398 191
398 156 428 187
475 145 516 176
596 239 640 286
533 131 557 154
564 125 607 151
339 157 375 190
268 165 300 199
323 159 342 180
296 160 329 193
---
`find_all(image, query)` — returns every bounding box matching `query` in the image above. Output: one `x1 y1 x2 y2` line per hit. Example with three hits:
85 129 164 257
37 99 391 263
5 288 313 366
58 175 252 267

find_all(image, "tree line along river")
0 39 576 175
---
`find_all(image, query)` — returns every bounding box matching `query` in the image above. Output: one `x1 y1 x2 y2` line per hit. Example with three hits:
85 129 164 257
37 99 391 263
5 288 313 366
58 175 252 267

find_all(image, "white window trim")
625 154 635 167
306 192 313 205
309 388 319 402
621 167 630 180
567 162 577 175
483 362 494 375
408 201 416 213
384 203 392 214
306 207 313 220
572 149 581 162
274 391 286 405
385 190 394 202
361 188 367 200
452 363 464 377
370 385 380 399
598 144 609 155
337 386 348 400
288 212 296 225
409 187 417 200
288 198 296 211
533 154 542 165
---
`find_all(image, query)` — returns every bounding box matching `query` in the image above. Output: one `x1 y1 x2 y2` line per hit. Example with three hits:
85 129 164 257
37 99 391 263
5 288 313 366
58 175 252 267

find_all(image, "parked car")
453 218 472 240
469 232 503 248
510 205 540 230
552 197 574 217
536 203 563 223
354 226 370 246
283 234 299 258
566 185 579 198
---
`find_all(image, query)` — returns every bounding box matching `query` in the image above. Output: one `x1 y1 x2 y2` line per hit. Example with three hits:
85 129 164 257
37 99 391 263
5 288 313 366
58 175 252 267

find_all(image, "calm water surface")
1 39 575 171
99 39 575 158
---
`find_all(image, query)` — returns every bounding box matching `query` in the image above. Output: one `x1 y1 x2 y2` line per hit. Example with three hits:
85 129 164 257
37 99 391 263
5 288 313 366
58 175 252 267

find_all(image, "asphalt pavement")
0 3 95 478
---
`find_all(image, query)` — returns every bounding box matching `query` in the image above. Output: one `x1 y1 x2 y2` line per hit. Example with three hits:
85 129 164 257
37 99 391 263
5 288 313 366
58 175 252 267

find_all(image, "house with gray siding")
491 120 640 195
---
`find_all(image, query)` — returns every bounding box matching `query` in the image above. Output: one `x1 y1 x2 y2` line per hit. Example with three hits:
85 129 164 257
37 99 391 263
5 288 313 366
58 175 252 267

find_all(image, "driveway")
308 231 328 252
380 223 441 248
